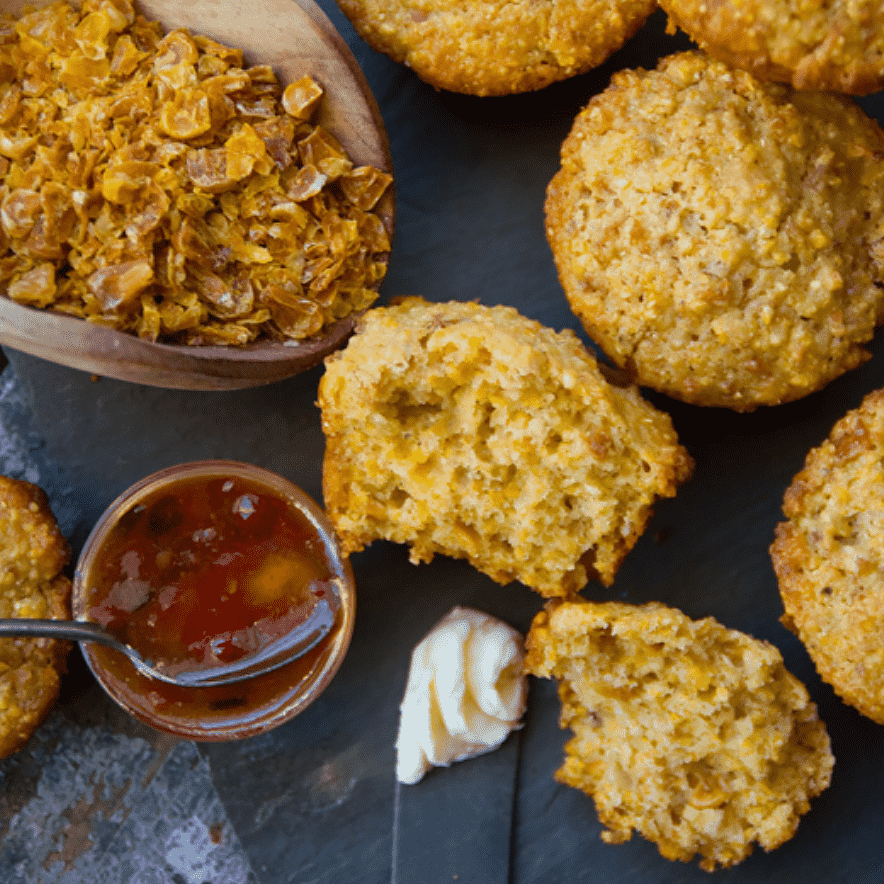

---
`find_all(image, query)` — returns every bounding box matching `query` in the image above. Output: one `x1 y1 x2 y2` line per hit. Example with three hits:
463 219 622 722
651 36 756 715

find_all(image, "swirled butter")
395 606 527 784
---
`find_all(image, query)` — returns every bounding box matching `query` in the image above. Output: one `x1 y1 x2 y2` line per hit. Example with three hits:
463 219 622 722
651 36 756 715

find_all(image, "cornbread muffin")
660 0 884 94
319 298 692 597
545 51 884 411
771 389 884 725
0 477 71 758
525 599 834 871
334 0 657 96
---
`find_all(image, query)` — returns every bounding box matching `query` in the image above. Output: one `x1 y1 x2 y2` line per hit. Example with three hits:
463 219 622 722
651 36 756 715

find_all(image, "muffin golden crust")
771 388 884 725
318 298 692 597
525 599 834 871
545 51 884 411
660 0 884 94
334 0 657 96
0 477 71 758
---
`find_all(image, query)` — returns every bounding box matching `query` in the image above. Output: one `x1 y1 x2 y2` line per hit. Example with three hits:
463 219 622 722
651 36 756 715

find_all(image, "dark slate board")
1 2 883 882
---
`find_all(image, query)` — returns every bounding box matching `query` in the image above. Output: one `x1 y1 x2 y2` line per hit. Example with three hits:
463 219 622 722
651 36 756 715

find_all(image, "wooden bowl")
0 0 393 390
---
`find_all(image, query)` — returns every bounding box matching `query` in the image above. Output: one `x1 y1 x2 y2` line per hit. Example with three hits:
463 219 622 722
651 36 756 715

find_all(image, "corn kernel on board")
0 1 882 883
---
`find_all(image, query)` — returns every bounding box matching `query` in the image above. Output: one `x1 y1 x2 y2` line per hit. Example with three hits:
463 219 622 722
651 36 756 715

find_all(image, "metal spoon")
0 593 338 688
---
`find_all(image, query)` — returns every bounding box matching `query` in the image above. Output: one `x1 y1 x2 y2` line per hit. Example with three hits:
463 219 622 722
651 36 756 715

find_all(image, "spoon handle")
0 618 125 649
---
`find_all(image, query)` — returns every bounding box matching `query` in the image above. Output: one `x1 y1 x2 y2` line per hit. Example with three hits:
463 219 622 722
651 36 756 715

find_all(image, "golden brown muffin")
526 599 834 871
0 477 71 758
660 0 884 94
545 51 884 411
771 388 884 725
334 0 657 96
318 298 692 597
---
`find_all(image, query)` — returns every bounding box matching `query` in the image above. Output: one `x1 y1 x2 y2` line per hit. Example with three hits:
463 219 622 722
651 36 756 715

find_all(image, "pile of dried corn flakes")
0 0 392 345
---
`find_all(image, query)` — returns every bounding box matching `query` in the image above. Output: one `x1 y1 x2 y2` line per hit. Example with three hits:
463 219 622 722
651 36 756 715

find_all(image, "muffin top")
660 0 884 94
0 476 71 758
526 598 834 870
335 0 656 96
772 388 884 725
319 297 692 596
545 51 884 411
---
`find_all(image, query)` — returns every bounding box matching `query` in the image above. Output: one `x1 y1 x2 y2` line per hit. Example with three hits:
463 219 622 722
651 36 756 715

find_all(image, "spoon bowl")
0 0 393 390
0 596 340 687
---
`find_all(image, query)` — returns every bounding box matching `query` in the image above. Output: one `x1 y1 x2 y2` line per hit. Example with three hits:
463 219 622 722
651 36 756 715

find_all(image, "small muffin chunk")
545 51 884 411
660 0 884 94
525 599 834 871
334 0 657 96
0 477 71 758
771 388 884 725
319 298 692 597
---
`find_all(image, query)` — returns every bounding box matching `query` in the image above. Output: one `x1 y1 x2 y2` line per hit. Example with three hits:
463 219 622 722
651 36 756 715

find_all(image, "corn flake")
0 0 392 345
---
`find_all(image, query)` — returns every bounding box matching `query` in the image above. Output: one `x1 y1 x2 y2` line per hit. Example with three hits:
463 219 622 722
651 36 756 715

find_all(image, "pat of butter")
395 606 527 785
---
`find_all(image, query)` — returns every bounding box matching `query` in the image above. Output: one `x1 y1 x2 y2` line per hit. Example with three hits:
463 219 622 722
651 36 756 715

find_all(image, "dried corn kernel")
282 75 323 121
0 0 391 345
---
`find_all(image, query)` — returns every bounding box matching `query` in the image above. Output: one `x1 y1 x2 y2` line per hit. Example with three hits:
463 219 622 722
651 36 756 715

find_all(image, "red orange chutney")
75 464 354 740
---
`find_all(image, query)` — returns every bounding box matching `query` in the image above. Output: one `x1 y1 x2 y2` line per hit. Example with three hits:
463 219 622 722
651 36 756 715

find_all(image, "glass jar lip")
72 460 355 741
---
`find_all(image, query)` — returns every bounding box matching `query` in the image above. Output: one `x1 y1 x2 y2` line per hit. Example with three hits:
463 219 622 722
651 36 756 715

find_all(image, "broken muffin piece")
525 598 833 870
318 298 692 596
